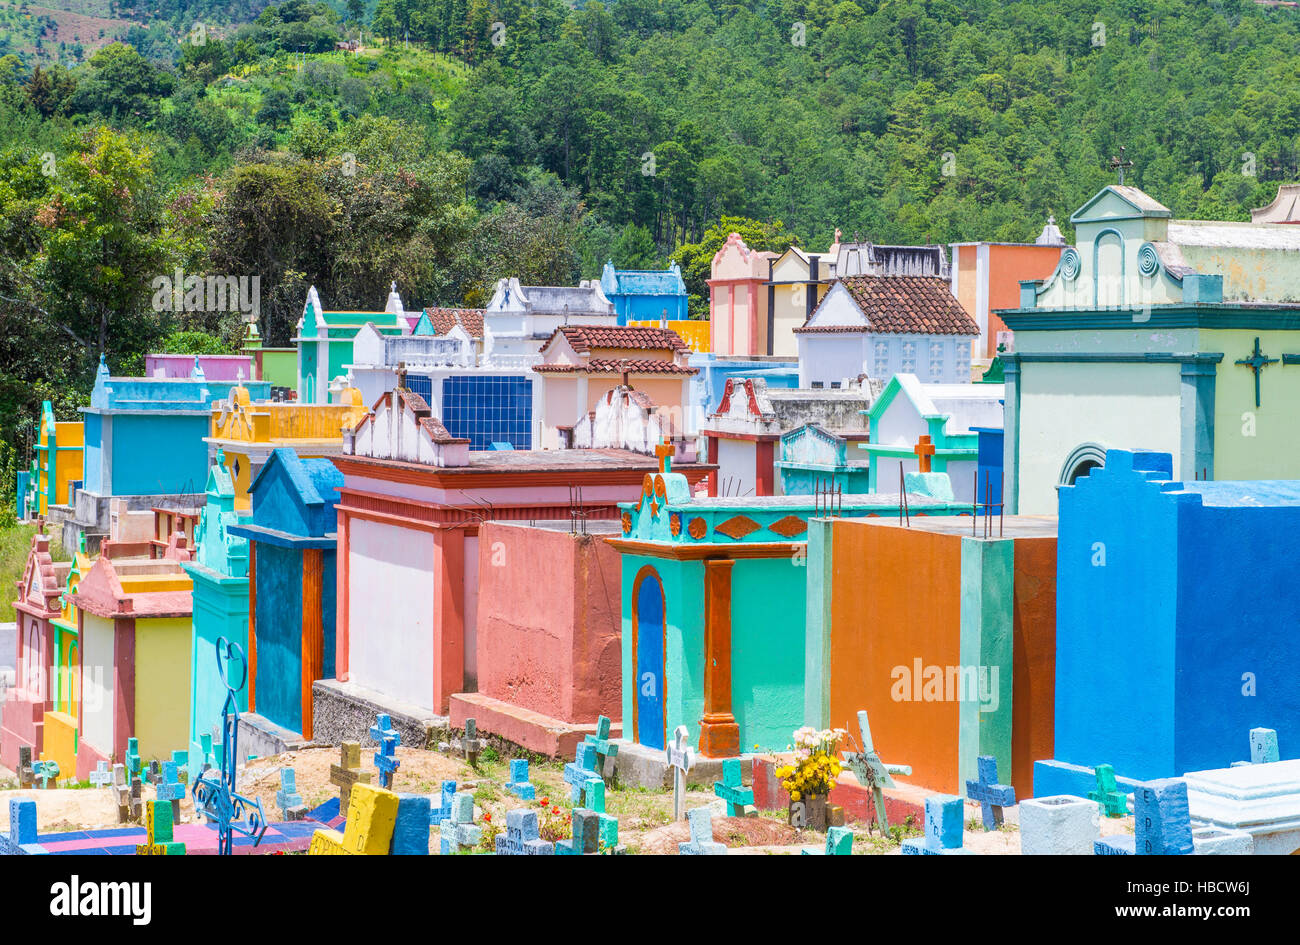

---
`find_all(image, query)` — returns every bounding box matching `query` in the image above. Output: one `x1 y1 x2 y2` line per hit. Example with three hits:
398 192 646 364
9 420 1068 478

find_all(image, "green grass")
0 523 69 623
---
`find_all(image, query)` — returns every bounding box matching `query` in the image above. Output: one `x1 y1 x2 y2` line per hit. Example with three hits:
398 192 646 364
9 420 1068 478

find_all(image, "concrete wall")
1211 328 1300 480
133 616 191 762
80 614 116 759
474 523 621 724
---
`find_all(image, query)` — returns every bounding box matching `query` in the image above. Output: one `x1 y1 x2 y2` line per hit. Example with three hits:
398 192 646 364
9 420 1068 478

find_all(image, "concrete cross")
564 742 603 804
438 790 482 854
582 779 619 850
32 758 59 789
912 434 936 473
655 440 675 474
136 800 185 856
582 715 619 777
965 755 1015 830
1088 764 1129 818
329 741 372 808
125 737 142 785
665 725 694 822
276 767 306 820
713 758 754 817
0 799 44 855
842 709 911 834
89 761 113 790
506 758 536 800
556 809 601 855
156 761 186 821
453 718 484 767
368 713 402 789
428 780 457 825
16 746 34 789
678 807 726 855
494 808 554 856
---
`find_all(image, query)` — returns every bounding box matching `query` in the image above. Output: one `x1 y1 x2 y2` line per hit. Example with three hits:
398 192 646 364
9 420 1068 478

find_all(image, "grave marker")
965 755 1015 830
16 746 34 789
156 761 185 821
582 779 619 850
666 725 694 822
391 794 432 855
713 758 755 817
1088 764 1129 818
825 825 853 855
89 761 113 790
136 800 186 855
428 780 457 825
276 767 307 821
678 807 726 855
583 715 619 777
172 750 191 785
495 808 555 856
1232 727 1280 766
900 795 969 855
310 782 401 855
564 742 603 804
32 758 59 789
368 713 402 789
1096 778 1194 855
1018 795 1098 855
0 799 46 855
125 737 142 785
438 791 482 854
452 718 485 767
506 758 536 800
842 709 911 834
556 809 601 855
330 741 372 807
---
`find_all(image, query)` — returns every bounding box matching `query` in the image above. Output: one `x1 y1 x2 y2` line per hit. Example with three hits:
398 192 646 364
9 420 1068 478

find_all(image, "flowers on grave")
477 815 503 853
775 727 848 801
537 801 571 843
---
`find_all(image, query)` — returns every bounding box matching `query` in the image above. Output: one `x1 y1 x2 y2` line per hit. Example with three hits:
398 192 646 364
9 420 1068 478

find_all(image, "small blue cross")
965 755 1015 830
506 758 535 800
368 713 402 789
563 742 603 804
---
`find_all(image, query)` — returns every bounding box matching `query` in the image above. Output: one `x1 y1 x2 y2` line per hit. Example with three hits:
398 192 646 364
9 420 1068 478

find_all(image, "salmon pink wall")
475 523 621 724
1011 535 1056 793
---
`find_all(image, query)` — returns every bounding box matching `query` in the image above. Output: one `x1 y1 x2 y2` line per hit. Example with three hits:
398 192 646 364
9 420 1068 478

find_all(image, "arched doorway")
632 566 666 751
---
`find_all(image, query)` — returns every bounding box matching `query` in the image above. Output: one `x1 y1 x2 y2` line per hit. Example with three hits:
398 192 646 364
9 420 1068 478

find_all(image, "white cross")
665 725 694 822
89 761 113 789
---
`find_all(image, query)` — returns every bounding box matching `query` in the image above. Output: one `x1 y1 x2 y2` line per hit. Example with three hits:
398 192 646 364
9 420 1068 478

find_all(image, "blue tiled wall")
441 376 532 450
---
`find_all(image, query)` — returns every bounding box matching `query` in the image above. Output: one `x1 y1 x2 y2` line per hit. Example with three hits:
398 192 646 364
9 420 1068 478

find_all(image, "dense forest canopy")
0 0 1298 476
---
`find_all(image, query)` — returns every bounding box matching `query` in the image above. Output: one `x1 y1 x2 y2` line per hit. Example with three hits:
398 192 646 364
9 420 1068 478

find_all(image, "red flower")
552 807 560 814
483 813 491 822
540 796 549 805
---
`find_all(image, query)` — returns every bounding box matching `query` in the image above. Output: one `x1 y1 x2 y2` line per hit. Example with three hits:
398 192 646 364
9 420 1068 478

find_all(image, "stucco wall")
1212 328 1300 480
80 614 115 757
348 518 436 711
133 616 191 762
716 438 758 497
1016 360 1182 514
254 543 304 733
474 523 621 724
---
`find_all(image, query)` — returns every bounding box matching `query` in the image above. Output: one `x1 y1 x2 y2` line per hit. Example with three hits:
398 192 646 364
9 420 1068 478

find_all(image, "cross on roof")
1235 336 1278 408
1107 145 1134 185
655 439 675 474
913 434 936 473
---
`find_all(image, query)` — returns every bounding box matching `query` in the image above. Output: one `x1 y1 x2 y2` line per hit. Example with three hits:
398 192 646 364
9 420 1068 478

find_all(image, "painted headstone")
1095 778 1194 855
825 825 853 855
330 741 372 807
89 761 113 790
16 746 34 789
843 709 911 833
136 800 186 855
310 782 401 855
32 758 59 789
1232 727 1280 767
368 713 401 790
965 755 1015 830
900 795 969 855
428 780 457 825
1088 764 1129 818
391 794 432 855
506 758 536 800
156 761 186 821
276 767 307 821
564 742 603 804
556 809 601 855
583 715 619 777
125 737 142 786
678 807 726 855
582 778 619 850
0 799 46 855
438 790 482 855
495 808 555 856
172 749 190 784
666 725 694 822
713 758 755 817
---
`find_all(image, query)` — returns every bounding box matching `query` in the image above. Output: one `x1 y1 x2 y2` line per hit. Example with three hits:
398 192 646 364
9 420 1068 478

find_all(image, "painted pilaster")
1180 360 1218 481
336 511 350 682
698 558 739 757
1001 355 1022 514
958 537 1014 796
301 548 323 739
803 519 834 730
247 543 257 709
112 617 136 763
755 440 775 497
432 528 466 714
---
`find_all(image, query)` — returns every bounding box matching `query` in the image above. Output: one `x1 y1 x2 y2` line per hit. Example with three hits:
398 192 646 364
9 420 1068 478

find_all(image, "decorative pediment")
346 388 470 468
781 423 846 467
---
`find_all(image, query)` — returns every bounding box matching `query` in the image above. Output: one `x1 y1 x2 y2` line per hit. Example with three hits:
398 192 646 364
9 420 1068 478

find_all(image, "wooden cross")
655 439 675 474
1235 336 1277 408
913 434 936 473
665 725 694 822
329 741 372 807
965 755 1015 830
843 709 911 834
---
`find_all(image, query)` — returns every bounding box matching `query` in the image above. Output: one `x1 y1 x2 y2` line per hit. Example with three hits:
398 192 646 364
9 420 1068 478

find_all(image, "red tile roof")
795 276 979 335
534 358 697 376
424 308 486 338
541 325 692 356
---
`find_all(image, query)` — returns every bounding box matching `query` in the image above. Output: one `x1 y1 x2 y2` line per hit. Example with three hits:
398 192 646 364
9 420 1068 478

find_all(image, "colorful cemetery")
323 386 711 747
296 284 407 404
1000 183 1300 514
206 380 367 509
56 355 269 552
599 259 690 326
225 449 342 748
25 401 84 520
241 321 299 394
606 446 968 772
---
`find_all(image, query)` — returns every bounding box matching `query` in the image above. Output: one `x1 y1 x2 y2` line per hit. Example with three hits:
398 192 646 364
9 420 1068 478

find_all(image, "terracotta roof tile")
534 358 697 376
541 325 692 356
795 276 979 336
424 308 486 338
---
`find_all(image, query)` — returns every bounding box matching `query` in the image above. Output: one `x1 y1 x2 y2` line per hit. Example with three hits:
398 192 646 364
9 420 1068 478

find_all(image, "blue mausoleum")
600 261 689 325
1036 448 1300 797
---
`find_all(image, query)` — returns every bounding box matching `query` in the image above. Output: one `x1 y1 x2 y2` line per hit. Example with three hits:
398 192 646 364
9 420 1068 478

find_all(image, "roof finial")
1106 145 1134 185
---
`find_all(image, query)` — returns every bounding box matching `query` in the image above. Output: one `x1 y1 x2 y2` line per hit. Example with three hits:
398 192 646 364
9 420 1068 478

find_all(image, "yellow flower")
790 791 801 802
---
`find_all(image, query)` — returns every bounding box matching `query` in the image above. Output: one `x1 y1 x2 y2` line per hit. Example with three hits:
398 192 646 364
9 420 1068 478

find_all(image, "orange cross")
913 435 936 473
655 440 675 474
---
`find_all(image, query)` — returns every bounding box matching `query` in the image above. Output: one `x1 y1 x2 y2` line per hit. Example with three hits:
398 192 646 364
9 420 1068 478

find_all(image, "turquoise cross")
1235 337 1278 408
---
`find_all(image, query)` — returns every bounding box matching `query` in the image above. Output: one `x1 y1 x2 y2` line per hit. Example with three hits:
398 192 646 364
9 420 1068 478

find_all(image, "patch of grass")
1 523 69 622
473 782 499 804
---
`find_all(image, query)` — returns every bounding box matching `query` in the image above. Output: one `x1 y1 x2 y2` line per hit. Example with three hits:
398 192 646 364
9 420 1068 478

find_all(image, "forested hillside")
1 0 1299 482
